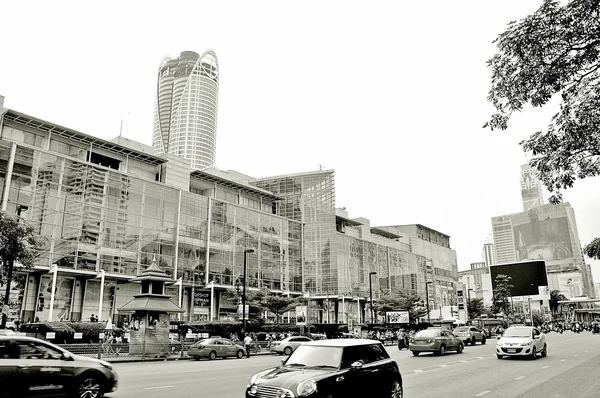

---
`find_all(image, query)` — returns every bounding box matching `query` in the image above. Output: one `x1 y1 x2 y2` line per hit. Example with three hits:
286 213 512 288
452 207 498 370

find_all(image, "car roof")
302 338 381 347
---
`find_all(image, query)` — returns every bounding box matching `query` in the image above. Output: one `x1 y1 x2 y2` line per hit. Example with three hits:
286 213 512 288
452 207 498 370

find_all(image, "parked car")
452 326 487 345
332 332 355 339
270 336 312 355
0 335 118 398
188 337 246 360
496 326 547 359
246 338 403 398
410 328 464 356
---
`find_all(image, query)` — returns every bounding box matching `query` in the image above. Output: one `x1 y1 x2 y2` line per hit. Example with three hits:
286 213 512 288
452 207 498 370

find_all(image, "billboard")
385 311 409 324
295 305 307 326
513 216 573 263
490 261 548 297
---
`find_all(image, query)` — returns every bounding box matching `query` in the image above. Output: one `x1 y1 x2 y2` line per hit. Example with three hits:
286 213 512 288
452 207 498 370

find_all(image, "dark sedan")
246 338 403 398
0 335 118 398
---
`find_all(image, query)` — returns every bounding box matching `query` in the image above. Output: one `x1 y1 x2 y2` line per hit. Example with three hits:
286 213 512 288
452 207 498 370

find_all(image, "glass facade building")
0 100 458 325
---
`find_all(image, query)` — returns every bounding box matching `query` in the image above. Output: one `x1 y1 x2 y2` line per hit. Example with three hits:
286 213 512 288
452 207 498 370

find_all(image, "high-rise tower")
520 163 544 211
152 50 219 170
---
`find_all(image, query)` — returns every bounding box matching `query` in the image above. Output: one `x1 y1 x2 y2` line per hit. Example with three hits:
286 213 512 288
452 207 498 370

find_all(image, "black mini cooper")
246 338 403 398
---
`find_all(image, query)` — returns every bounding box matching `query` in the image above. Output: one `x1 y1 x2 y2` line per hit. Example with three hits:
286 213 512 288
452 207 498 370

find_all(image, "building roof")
370 227 402 240
118 296 184 313
252 169 334 181
336 214 363 227
191 168 283 201
3 110 166 166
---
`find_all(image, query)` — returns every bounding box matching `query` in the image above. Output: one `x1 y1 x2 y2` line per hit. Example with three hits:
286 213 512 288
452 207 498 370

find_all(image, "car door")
337 345 373 396
220 340 235 357
440 331 454 350
532 329 543 352
15 340 71 397
0 340 26 397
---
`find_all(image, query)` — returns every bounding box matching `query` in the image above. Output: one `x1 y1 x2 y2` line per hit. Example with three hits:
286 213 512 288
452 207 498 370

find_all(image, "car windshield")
503 327 532 338
284 346 342 369
416 329 441 338
454 327 468 332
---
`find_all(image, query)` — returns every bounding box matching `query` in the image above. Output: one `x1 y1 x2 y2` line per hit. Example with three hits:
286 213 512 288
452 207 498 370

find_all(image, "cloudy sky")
1 0 599 281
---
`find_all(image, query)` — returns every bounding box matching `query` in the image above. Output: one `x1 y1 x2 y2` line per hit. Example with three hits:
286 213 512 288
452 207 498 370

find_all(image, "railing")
57 342 195 360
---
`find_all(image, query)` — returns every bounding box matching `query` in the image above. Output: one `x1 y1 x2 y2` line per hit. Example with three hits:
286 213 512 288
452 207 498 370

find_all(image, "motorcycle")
593 324 600 335
397 336 409 350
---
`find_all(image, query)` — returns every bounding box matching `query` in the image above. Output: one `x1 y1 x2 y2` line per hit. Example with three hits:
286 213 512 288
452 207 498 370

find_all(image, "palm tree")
549 290 567 317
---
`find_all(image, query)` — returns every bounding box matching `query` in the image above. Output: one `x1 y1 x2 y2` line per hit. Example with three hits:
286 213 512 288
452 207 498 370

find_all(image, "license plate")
507 349 516 353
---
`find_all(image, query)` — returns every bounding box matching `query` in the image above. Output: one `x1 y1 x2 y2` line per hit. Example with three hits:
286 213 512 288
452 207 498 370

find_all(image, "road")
106 331 600 397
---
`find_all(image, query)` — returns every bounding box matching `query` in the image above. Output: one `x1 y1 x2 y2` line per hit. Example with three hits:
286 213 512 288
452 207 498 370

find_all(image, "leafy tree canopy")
374 292 422 320
493 274 514 316
485 0 600 258
0 213 42 266
467 297 486 318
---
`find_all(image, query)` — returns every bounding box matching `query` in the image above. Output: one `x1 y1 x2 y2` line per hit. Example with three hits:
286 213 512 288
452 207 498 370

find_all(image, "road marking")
439 364 448 368
459 360 468 363
560 359 566 362
474 391 491 397
515 376 525 380
542 366 550 369
143 385 174 390
477 356 486 359
413 369 424 373
574 354 579 357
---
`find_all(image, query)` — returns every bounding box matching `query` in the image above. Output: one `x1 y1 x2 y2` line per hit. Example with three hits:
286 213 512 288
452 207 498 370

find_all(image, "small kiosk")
118 255 184 356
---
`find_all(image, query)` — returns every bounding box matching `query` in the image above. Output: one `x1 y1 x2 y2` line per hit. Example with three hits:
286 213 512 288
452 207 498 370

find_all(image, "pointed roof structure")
118 255 184 313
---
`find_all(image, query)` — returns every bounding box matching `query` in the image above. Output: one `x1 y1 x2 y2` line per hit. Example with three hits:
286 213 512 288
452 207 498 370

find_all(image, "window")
16 341 63 360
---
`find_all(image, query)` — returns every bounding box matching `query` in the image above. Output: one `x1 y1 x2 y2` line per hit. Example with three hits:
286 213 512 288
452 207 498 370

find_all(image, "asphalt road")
106 331 600 398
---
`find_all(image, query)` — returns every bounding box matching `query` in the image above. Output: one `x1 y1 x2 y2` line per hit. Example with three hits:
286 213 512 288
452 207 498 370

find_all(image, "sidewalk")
105 349 274 363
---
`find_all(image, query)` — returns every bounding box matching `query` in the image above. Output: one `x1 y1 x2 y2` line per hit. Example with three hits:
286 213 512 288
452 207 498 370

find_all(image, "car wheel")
530 346 537 360
439 345 446 356
236 350 244 359
457 343 464 353
481 336 486 345
496 354 503 359
467 338 472 346
193 356 200 361
76 374 103 398
390 379 403 398
412 351 420 356
284 347 293 356
209 350 217 360
541 344 547 357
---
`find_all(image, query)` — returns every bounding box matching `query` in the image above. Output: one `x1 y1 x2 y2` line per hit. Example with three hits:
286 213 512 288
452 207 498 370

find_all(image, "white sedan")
496 326 547 359
270 336 312 355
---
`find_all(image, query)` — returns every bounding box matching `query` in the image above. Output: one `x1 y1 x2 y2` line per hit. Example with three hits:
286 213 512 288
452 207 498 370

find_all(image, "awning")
118 297 184 313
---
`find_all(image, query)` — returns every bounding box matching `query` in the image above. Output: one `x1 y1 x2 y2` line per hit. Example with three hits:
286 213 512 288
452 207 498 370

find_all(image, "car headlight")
520 340 533 346
496 340 502 346
248 373 259 387
297 379 317 396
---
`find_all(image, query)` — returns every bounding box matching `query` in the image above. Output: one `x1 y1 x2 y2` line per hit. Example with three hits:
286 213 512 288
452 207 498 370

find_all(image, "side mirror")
350 361 363 371
281 358 287 365
61 352 73 361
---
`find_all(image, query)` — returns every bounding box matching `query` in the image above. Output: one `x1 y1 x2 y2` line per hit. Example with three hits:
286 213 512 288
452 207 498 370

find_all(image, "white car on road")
496 325 547 359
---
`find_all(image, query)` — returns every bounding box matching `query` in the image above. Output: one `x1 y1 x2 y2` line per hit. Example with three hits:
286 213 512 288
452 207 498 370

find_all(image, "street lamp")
369 272 377 324
242 249 255 334
425 281 433 324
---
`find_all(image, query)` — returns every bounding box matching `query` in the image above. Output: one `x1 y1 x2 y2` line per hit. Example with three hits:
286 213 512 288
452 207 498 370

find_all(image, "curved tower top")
152 49 219 170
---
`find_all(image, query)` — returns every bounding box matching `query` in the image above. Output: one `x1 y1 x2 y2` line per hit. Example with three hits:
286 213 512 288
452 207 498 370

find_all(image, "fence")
57 342 195 360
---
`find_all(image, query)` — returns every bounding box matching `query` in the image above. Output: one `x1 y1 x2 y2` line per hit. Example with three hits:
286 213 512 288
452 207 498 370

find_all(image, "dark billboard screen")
490 261 548 297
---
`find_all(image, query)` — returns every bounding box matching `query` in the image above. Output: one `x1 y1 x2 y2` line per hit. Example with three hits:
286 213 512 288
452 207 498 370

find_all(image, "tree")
0 213 42 329
549 289 568 315
261 295 298 324
374 292 422 322
485 0 600 255
492 274 514 316
467 297 486 319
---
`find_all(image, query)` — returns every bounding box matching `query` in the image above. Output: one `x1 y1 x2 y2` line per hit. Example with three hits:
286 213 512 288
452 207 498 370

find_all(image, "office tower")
520 163 544 211
482 234 495 266
152 50 219 170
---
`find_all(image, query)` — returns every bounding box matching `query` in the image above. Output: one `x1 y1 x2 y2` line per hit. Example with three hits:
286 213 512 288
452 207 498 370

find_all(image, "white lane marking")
143 385 174 390
475 391 491 397
439 364 448 368
542 366 550 369
574 354 579 357
515 376 525 380
560 359 566 362
459 360 468 363
413 369 424 373
477 356 486 359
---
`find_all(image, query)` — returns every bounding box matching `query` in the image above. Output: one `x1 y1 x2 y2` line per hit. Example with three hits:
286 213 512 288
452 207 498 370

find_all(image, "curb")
106 351 274 363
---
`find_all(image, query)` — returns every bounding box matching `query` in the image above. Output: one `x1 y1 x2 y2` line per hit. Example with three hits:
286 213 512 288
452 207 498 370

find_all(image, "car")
246 338 403 398
410 328 464 356
452 326 487 345
188 337 246 360
0 335 118 398
331 332 355 339
496 326 547 359
270 336 312 355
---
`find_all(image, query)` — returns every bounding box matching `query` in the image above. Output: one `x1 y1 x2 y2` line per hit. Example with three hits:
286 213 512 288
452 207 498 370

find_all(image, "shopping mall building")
0 96 458 326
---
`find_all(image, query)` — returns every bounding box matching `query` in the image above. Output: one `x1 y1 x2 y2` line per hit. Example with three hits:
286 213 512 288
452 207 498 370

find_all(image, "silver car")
188 338 246 360
496 326 547 359
270 336 312 355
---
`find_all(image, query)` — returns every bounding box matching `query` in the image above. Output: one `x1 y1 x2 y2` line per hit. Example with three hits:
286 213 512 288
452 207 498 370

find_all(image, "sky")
1 0 599 282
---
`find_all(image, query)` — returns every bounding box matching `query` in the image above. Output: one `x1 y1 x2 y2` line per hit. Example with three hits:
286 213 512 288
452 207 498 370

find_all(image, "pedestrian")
244 333 253 358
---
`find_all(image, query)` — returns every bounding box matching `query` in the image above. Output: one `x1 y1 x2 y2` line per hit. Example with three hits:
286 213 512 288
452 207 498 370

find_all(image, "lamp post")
369 272 377 324
425 281 433 324
97 269 106 322
242 249 254 334
176 277 183 321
